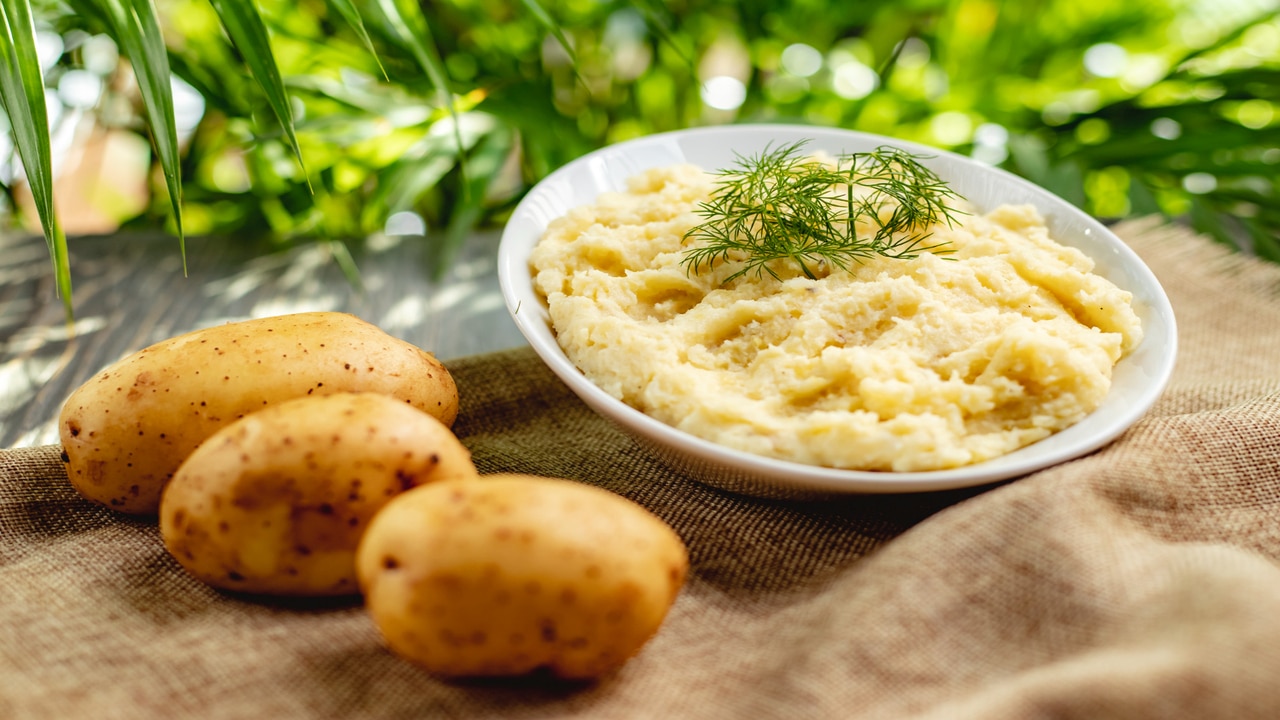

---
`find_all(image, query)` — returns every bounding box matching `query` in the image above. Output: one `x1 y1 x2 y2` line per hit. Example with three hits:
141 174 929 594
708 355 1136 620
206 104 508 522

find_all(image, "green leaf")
366 0 450 107
632 0 693 65
0 0 72 319
364 0 465 181
434 125 513 277
1170 8 1280 70
208 0 310 189
324 0 387 79
326 239 364 291
360 114 497 232
517 0 575 64
1127 176 1163 218
1188 197 1239 251
78 0 186 273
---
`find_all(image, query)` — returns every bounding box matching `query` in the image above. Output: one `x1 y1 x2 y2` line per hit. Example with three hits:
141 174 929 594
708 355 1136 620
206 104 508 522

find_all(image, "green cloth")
4 219 1280 719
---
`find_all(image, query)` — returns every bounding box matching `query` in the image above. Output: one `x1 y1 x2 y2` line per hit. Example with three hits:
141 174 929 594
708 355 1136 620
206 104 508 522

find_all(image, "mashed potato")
530 163 1143 472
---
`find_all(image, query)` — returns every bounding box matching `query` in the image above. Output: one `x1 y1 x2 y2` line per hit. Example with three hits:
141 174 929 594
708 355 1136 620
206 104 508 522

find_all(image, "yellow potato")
60 312 458 514
160 392 477 596
356 474 689 679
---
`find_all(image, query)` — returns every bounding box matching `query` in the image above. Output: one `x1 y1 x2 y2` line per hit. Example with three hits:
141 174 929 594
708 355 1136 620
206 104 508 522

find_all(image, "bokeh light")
780 43 823 78
384 210 426 236
701 76 747 111
1151 117 1182 139
1182 173 1217 194
1083 43 1128 78
930 111 972 146
831 62 878 100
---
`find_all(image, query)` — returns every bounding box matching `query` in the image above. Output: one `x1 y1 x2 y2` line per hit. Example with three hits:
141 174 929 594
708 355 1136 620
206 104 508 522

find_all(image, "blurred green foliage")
12 0 1280 270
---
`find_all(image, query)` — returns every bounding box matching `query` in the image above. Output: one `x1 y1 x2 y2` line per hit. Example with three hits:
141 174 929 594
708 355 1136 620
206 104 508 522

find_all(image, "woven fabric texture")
3 219 1280 719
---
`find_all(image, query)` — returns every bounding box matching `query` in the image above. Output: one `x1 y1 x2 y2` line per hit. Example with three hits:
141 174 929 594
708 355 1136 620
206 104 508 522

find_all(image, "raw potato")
60 312 458 514
356 474 689 679
160 392 478 596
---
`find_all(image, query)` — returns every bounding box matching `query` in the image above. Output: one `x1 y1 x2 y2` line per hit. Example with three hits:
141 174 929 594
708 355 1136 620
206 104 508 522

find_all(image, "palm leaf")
434 125 513 277
632 0 693 64
1169 8 1280 70
366 0 451 108
360 113 497 231
208 0 310 188
517 0 576 64
78 0 186 271
0 0 72 319
324 0 387 79
364 0 465 180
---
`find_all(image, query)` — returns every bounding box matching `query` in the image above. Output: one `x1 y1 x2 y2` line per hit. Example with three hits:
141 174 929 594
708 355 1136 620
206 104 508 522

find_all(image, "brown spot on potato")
539 619 557 643
431 574 462 590
381 556 399 570
59 450 69 463
67 421 81 437
227 571 245 582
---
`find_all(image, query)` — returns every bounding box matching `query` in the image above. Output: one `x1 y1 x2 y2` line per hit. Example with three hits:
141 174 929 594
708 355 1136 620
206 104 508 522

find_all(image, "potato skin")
60 312 458 514
159 392 477 596
356 474 689 679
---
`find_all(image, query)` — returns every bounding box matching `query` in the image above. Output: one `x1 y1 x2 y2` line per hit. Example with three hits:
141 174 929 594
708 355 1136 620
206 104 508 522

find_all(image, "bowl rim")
497 123 1178 494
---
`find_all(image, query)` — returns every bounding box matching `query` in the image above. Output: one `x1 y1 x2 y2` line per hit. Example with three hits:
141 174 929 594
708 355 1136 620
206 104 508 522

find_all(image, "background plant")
3 0 1278 318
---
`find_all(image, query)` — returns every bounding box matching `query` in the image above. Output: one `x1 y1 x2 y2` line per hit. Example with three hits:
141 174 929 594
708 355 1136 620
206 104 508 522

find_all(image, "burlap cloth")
3 218 1279 719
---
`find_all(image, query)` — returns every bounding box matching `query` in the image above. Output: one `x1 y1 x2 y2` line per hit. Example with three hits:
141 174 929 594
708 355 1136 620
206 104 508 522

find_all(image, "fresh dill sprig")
681 140 965 283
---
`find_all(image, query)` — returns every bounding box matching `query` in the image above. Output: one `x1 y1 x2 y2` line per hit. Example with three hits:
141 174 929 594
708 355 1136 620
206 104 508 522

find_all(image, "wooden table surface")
0 229 529 448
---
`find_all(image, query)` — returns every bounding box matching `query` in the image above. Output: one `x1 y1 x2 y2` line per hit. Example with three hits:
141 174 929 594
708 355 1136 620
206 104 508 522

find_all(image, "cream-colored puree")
530 163 1143 472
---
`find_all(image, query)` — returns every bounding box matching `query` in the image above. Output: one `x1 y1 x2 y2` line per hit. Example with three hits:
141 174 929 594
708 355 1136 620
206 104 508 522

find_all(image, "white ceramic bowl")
497 124 1177 497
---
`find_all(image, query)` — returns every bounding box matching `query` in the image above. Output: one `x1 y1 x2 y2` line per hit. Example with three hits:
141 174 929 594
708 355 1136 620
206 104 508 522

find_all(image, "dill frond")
681 140 965 283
